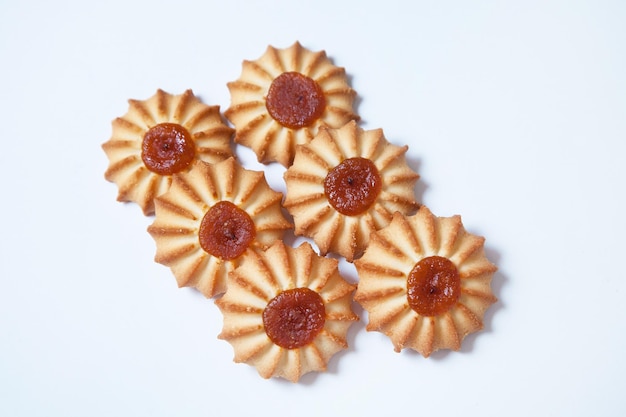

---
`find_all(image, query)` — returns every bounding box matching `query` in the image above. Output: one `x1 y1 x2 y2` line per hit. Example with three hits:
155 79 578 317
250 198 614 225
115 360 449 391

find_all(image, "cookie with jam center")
283 120 420 262
147 158 292 298
225 41 359 167
216 240 359 382
102 89 234 215
354 206 497 357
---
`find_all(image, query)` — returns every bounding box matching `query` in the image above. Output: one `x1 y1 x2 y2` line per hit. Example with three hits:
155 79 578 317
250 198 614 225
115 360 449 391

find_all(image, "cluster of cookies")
102 41 497 382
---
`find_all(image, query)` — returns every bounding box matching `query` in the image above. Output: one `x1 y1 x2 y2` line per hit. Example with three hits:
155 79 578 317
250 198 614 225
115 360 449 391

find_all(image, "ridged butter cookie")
147 158 292 298
102 89 234 215
354 206 497 357
216 241 359 382
225 41 359 167
283 121 419 262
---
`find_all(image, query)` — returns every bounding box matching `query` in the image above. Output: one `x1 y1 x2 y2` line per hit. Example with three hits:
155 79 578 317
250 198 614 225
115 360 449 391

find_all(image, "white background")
1 0 625 416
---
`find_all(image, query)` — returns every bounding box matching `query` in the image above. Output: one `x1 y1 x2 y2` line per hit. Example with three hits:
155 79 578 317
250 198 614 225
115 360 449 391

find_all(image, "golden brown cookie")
224 41 359 167
147 158 292 298
102 89 234 215
283 120 420 262
216 240 359 382
354 206 497 357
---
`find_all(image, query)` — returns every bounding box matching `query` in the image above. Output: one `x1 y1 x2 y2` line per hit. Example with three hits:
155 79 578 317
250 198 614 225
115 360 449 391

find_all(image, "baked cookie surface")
216 240 359 382
354 206 497 357
225 41 359 167
147 158 292 298
283 120 420 262
102 89 234 215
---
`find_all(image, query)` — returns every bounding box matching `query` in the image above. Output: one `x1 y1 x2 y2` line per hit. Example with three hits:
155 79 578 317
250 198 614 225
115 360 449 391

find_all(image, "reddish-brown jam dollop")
407 256 461 317
198 201 256 260
324 157 382 216
141 123 195 175
262 287 326 349
265 72 326 129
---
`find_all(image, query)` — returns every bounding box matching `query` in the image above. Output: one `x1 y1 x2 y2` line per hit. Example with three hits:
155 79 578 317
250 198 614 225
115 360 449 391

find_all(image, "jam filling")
265 72 326 129
198 201 256 260
262 288 326 349
141 123 195 175
407 256 461 317
324 157 382 216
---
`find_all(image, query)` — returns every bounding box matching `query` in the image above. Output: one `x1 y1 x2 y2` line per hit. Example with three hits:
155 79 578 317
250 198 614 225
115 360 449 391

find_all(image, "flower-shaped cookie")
354 206 497 357
283 121 420 262
224 41 359 166
216 241 359 382
102 89 234 215
147 158 292 298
